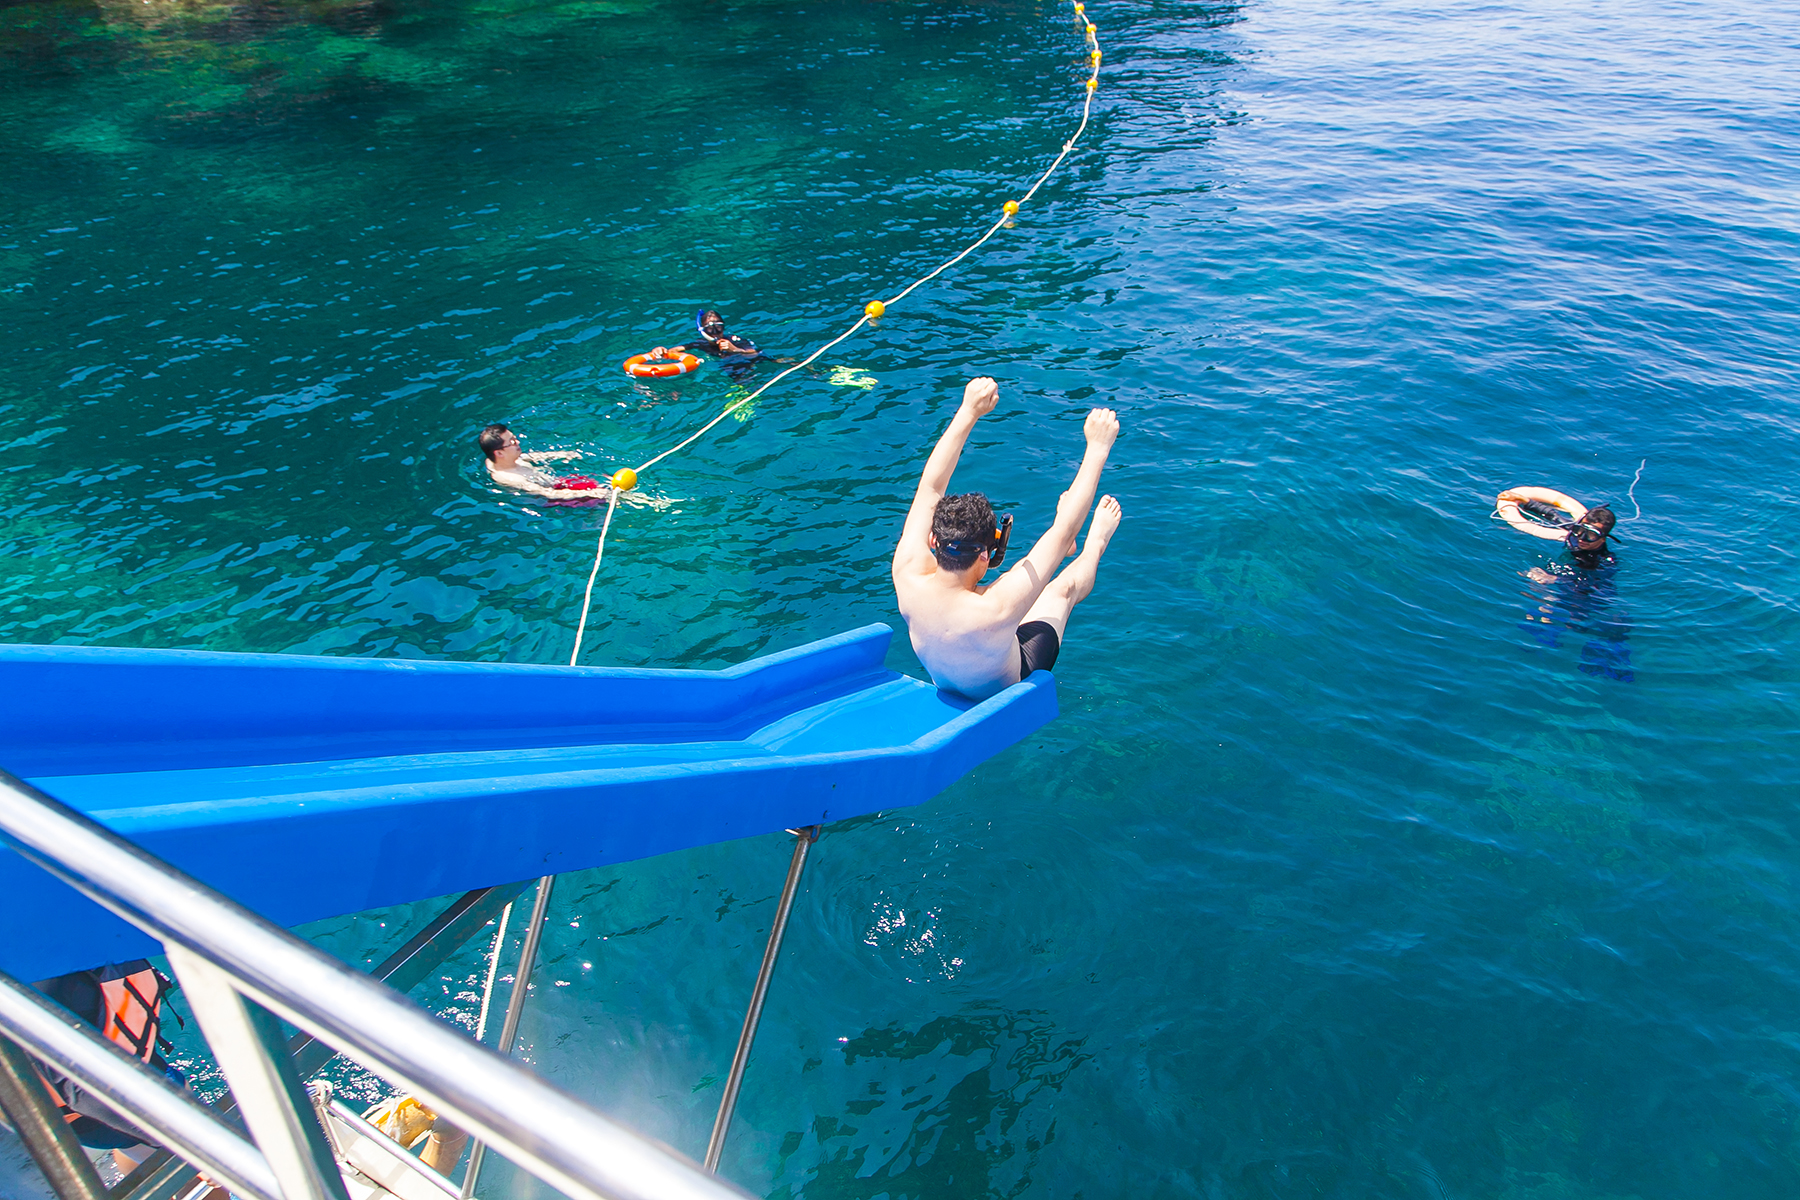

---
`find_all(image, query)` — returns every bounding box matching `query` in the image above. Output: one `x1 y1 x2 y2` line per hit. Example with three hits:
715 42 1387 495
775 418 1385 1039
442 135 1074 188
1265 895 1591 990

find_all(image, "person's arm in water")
522 449 581 463
502 478 609 501
982 408 1120 619
1497 486 1587 542
488 466 606 502
893 377 999 578
650 338 736 358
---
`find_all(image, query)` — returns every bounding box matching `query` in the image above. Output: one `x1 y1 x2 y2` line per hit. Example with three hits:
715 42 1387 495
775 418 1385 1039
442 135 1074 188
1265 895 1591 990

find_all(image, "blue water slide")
0 624 1055 981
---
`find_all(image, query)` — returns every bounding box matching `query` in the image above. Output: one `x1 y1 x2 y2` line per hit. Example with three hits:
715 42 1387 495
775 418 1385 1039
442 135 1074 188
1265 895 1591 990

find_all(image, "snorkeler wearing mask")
650 309 772 381
1498 487 1632 680
892 376 1123 701
1495 486 1617 568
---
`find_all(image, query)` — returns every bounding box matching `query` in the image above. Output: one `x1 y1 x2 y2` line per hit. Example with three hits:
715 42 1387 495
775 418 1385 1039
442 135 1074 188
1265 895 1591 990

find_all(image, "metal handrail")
0 770 751 1200
0 973 281 1200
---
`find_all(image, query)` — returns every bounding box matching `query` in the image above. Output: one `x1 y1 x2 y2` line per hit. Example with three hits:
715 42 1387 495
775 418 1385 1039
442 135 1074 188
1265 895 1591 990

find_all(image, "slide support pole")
705 826 819 1174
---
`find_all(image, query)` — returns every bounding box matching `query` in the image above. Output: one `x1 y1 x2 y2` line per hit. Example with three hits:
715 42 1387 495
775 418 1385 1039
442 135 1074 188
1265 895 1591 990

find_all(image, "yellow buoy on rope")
565 0 1108 666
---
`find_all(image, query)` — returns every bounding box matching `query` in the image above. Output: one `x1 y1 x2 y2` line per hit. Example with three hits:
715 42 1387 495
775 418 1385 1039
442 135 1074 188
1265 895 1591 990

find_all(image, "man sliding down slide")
892 376 1122 701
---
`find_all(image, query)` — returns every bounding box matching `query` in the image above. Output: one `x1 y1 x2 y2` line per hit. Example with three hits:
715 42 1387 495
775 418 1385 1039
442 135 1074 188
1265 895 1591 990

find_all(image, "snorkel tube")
988 514 1014 567
695 307 755 354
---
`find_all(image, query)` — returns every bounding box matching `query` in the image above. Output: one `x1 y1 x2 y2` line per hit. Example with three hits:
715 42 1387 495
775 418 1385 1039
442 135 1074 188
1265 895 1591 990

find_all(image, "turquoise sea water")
3 0 1799 1194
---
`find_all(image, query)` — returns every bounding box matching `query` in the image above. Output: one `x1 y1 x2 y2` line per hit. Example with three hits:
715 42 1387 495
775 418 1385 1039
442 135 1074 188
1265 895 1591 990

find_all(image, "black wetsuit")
687 332 771 382
1522 556 1633 682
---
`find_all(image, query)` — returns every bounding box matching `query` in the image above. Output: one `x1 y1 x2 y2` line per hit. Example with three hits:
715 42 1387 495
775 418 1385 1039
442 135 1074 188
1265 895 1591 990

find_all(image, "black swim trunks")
1017 620 1060 677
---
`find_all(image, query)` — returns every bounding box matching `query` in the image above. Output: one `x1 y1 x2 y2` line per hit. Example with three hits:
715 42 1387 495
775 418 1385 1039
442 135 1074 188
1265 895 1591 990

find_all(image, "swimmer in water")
652 309 775 382
1496 486 1617 572
479 424 611 501
892 376 1123 701
1496 487 1631 679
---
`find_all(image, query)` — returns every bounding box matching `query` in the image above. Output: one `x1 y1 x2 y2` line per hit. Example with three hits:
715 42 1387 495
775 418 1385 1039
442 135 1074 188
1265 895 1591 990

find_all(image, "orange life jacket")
31 961 177 1145
95 962 170 1064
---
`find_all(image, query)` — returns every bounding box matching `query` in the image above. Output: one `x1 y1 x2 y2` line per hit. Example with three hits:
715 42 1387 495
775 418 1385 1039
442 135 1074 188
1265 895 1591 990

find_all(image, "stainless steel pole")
704 827 818 1174
167 946 351 1200
0 1035 109 1200
460 874 555 1199
0 972 280 1200
0 773 750 1200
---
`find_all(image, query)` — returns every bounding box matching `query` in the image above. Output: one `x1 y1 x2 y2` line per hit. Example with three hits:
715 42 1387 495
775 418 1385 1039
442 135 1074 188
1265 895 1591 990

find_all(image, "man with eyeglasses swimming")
478 424 609 502
892 376 1123 702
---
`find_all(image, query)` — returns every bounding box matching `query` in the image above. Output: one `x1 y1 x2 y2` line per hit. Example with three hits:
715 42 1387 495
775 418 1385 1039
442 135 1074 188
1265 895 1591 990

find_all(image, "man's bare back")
892 377 1123 700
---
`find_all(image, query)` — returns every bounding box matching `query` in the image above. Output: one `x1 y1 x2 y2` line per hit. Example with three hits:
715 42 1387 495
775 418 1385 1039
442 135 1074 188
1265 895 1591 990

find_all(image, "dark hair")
479 423 512 461
1583 505 1616 535
932 493 997 569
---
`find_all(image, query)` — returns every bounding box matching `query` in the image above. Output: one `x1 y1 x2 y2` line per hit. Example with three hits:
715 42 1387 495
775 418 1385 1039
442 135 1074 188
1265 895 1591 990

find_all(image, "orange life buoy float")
622 352 701 379
1495 486 1586 542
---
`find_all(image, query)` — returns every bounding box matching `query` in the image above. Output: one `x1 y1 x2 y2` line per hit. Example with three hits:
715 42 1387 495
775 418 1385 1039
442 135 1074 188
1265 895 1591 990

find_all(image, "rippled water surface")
3 0 1799 1194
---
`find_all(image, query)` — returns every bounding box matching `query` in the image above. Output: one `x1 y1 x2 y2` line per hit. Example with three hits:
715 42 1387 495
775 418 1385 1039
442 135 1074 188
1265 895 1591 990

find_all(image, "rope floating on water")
568 486 621 667
568 1 1105 665
1626 458 1645 521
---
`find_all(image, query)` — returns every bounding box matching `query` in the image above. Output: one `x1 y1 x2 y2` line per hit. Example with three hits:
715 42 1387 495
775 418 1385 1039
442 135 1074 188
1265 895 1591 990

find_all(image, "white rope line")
636 23 1102 478
883 23 1100 311
634 316 872 475
568 486 620 666
1626 458 1645 521
472 901 512 1042
569 1 1105 664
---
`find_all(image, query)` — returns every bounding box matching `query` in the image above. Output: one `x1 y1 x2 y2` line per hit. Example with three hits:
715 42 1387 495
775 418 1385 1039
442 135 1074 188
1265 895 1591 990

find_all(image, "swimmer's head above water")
1565 504 1616 553
929 492 1013 573
694 308 755 354
652 310 756 362
1499 487 1618 566
479 423 521 467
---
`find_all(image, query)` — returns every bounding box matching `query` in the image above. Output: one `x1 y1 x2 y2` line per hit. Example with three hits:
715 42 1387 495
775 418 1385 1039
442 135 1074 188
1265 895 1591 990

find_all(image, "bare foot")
1085 494 1122 554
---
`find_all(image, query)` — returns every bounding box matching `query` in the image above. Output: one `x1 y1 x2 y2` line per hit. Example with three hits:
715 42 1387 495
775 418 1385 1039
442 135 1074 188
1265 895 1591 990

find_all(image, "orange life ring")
1496 486 1586 541
622 352 701 379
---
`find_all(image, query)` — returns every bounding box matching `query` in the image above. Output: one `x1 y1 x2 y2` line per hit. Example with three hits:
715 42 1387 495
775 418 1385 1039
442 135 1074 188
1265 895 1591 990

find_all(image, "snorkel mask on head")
934 514 1013 569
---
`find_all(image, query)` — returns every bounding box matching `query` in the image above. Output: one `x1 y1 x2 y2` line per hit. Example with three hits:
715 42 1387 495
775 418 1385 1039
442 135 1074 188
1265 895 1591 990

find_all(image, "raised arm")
893 378 999 576
986 408 1119 617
